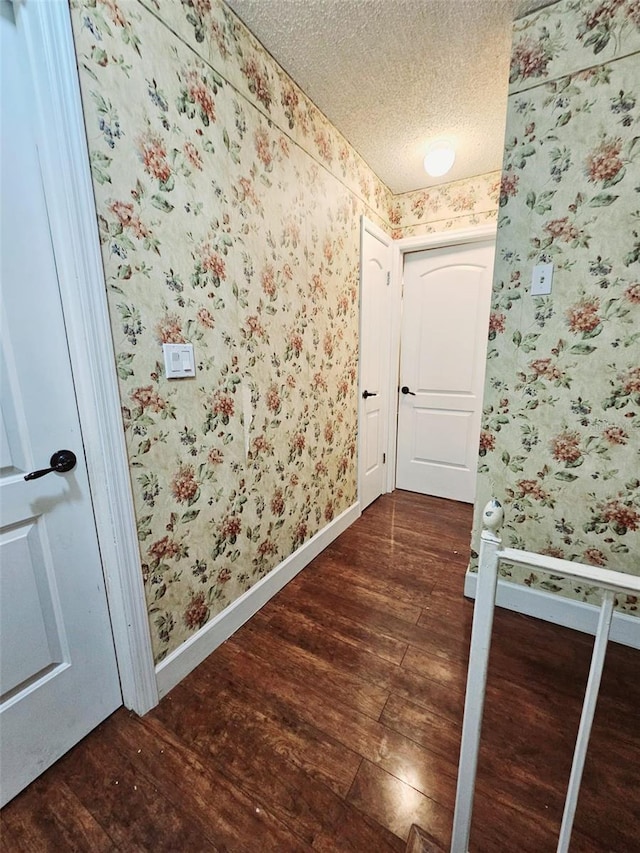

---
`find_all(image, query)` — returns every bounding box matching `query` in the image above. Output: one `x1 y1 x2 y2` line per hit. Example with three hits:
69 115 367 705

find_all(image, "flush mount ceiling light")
423 140 456 178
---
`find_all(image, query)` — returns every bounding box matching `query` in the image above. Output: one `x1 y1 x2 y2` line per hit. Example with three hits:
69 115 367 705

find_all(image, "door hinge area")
383 452 386 464
386 271 391 286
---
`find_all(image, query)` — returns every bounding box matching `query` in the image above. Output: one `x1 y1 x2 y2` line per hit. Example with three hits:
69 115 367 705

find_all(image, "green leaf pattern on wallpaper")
509 0 640 90
70 0 380 661
70 0 504 661
473 1 640 615
390 173 501 239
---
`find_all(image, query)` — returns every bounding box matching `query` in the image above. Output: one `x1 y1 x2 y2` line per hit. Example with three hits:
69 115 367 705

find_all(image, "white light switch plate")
163 343 195 378
531 262 554 295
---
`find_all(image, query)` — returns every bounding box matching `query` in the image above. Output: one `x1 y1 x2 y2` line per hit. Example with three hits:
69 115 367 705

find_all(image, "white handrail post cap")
482 499 503 533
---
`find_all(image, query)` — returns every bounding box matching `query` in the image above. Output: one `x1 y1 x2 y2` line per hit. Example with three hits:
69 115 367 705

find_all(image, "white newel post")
451 499 503 853
450 496 638 852
451 498 504 853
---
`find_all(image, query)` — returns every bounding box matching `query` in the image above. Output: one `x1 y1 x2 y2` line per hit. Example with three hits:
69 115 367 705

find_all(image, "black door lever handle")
362 390 378 399
24 450 77 481
401 386 416 396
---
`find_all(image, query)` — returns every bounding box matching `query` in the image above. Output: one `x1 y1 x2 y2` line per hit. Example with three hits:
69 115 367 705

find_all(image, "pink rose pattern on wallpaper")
509 0 640 91
473 0 639 614
390 173 501 240
71 0 502 660
71 0 378 660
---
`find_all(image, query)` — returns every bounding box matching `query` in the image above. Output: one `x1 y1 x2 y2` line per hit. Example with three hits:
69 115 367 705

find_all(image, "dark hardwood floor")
2 491 638 852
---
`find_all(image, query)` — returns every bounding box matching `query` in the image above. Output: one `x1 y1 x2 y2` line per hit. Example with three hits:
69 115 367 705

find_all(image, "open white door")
0 7 122 806
358 221 392 510
396 241 494 503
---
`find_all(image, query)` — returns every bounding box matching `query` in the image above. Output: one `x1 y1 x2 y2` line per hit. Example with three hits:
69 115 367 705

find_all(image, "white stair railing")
451 499 640 853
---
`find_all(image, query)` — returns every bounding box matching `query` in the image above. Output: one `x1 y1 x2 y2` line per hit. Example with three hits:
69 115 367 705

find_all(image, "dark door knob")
24 450 77 481
362 390 378 399
401 386 416 396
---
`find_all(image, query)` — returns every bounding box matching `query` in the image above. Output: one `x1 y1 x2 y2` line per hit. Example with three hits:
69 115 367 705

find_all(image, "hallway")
1 491 637 851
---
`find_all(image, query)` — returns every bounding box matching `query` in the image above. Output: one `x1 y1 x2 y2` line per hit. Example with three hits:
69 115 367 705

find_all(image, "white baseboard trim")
464 571 639 650
155 501 361 698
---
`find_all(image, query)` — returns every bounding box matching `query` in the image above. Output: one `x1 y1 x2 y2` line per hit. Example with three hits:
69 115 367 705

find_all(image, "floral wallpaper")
70 0 393 662
71 0 638 665
509 0 640 93
389 172 501 240
471 0 640 617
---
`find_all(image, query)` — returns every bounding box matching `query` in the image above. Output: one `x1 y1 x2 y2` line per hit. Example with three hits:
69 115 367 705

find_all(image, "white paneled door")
359 223 392 510
0 8 121 806
396 241 495 503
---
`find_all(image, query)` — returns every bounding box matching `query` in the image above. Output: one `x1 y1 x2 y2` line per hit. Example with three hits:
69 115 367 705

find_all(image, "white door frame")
16 1 158 714
358 217 393 507
386 223 498 493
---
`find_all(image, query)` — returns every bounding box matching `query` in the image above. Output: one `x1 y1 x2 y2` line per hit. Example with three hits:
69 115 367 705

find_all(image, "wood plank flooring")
2 491 638 851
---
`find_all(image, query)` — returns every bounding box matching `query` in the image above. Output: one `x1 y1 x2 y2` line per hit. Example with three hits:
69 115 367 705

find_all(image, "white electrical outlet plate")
163 343 195 378
531 262 554 295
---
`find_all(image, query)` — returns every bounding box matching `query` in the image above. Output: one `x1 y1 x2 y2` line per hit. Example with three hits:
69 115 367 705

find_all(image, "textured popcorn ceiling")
226 0 557 193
